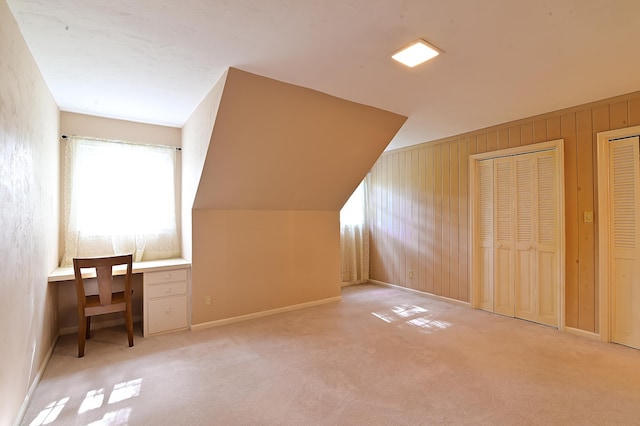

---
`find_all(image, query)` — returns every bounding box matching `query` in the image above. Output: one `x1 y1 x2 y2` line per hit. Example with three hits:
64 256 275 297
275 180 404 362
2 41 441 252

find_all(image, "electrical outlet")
204 296 212 306
408 269 414 279
584 211 594 223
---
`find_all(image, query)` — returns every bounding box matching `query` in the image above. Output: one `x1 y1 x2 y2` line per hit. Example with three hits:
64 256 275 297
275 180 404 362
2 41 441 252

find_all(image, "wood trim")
469 139 561 162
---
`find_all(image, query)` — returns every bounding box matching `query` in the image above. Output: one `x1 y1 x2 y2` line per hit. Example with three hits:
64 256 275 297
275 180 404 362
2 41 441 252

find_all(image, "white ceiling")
6 0 640 150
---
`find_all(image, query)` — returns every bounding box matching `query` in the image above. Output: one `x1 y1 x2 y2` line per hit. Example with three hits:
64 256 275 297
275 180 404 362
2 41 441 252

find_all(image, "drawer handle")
165 308 172 314
165 288 172 294
164 274 172 280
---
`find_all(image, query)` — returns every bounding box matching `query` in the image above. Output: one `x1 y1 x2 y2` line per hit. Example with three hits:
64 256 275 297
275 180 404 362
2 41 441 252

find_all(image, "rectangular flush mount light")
392 39 441 67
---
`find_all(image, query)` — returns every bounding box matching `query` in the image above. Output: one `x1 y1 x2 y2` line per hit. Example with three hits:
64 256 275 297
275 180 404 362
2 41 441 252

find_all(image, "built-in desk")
48 258 191 337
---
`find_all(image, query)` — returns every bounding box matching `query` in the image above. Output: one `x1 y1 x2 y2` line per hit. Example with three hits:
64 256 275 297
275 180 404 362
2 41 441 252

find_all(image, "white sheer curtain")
61 137 180 266
340 178 369 285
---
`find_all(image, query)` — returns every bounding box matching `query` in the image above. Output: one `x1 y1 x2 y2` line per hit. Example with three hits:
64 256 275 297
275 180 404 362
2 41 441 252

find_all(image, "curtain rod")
61 134 181 151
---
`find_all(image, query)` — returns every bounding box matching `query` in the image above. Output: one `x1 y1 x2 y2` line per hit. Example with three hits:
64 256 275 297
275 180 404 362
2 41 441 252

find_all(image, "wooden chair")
73 254 134 357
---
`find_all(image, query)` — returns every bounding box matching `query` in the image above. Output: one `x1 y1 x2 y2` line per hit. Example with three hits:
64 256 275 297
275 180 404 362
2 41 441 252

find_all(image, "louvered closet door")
609 136 640 348
513 150 559 326
477 159 494 312
514 155 536 322
534 151 559 326
494 158 514 316
474 149 560 326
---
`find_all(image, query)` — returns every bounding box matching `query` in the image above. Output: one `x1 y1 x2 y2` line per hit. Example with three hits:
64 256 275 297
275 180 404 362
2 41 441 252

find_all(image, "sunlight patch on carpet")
79 389 105 414
371 304 451 333
29 397 70 425
407 317 451 331
87 407 132 426
392 304 428 318
108 379 142 404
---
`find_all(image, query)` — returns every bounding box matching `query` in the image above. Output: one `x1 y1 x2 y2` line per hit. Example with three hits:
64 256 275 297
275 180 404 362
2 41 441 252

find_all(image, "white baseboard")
191 296 342 331
14 335 58 426
59 315 142 336
368 279 472 308
341 280 368 287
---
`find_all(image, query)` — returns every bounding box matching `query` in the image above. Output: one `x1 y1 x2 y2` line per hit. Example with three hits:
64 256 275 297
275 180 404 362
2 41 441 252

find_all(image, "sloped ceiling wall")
189 67 406 325
181 68 228 261
193 67 407 211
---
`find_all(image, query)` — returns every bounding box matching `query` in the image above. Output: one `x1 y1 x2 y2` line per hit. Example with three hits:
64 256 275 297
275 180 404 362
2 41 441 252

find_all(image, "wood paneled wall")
369 91 640 333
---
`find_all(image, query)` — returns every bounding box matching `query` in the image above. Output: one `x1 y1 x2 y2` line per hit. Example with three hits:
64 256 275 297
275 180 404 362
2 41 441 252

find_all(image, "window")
340 180 365 227
61 137 179 266
340 179 369 284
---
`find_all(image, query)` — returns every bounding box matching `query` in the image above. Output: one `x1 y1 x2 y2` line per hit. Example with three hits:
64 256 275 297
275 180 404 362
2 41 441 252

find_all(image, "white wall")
180 69 228 261
0 1 61 423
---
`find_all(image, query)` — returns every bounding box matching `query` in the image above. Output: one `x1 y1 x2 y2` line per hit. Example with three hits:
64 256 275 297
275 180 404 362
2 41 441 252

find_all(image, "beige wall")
60 111 181 147
369 90 640 334
194 68 407 211
192 210 340 322
0 1 60 423
189 68 406 325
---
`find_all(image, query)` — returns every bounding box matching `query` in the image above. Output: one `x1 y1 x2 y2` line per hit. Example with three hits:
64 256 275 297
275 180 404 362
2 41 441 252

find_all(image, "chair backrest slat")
96 265 114 305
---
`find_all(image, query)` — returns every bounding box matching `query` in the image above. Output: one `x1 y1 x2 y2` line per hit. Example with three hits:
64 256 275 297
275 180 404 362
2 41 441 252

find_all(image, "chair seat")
85 291 126 307
84 292 127 316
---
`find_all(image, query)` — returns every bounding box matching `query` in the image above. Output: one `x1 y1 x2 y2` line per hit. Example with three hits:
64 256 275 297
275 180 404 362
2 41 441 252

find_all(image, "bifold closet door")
514 155 536 322
514 151 559 327
477 159 494 312
534 151 559 327
609 136 640 348
494 157 514 316
474 150 559 327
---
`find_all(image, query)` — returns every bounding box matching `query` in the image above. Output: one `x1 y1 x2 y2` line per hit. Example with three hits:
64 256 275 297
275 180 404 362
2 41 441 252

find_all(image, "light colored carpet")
21 283 640 425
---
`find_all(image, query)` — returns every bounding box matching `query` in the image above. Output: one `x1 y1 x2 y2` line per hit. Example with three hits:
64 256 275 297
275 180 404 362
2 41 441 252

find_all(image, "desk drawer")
147 295 188 335
145 269 187 285
146 282 187 299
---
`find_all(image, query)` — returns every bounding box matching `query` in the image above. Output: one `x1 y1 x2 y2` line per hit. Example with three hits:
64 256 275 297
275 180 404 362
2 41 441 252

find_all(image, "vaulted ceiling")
6 0 640 150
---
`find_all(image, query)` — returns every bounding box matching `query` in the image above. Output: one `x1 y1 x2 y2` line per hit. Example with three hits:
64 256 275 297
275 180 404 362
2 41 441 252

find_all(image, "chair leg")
86 317 91 340
78 316 86 358
125 309 134 348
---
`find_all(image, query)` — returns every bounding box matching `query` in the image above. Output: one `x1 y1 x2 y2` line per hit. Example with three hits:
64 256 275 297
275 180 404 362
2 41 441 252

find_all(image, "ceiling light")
392 39 441 67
